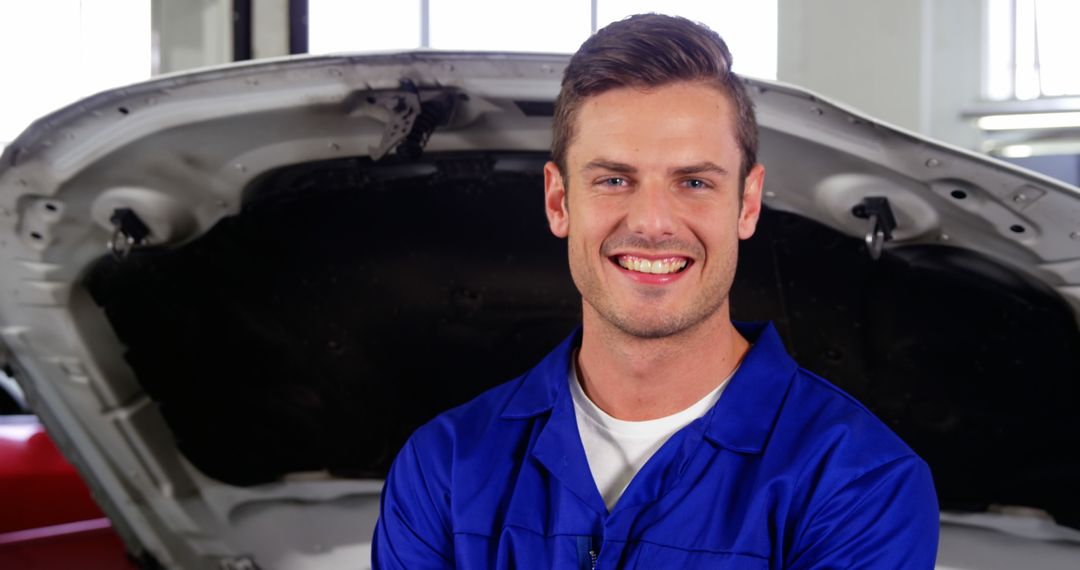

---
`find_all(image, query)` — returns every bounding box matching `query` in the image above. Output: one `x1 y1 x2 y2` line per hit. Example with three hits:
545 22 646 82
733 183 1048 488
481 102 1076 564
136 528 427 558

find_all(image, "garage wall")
152 0 232 73
777 0 984 150
152 0 292 73
778 0 926 132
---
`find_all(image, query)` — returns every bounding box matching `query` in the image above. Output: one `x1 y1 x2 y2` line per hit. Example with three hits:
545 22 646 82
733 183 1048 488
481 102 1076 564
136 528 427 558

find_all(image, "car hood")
1 52 1079 569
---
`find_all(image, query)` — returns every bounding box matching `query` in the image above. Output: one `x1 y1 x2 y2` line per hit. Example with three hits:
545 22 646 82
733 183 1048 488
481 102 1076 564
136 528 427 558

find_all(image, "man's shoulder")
400 328 577 478
777 366 923 477
407 373 531 452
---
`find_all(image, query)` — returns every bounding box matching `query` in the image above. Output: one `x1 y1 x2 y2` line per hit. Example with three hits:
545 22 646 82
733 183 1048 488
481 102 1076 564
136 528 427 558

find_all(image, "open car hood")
1 52 1079 569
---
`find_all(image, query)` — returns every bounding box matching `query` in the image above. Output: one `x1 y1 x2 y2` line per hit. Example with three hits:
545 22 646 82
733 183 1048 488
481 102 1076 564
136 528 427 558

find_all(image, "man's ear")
738 163 766 240
544 161 570 238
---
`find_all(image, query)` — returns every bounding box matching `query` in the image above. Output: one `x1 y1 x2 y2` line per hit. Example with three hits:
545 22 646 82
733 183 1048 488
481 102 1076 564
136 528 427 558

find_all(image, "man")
374 14 939 569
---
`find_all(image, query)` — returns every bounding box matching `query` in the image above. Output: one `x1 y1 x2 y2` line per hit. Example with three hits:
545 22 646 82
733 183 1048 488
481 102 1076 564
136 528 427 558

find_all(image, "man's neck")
575 305 749 422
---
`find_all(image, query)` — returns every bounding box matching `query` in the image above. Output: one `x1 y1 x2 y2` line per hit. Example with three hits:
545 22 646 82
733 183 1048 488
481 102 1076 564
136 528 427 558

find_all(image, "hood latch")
851 196 897 261
108 207 151 260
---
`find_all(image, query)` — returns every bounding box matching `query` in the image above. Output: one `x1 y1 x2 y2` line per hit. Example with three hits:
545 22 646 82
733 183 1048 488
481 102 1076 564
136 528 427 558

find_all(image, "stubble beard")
570 241 738 341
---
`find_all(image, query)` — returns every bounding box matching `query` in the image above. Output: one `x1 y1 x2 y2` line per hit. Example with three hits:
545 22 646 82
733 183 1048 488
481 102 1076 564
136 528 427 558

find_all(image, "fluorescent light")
977 111 1080 130
999 144 1033 158
992 139 1080 158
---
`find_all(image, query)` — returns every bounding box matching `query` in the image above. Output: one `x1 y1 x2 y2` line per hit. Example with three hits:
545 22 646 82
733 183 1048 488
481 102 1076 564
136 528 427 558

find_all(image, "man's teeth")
617 256 688 275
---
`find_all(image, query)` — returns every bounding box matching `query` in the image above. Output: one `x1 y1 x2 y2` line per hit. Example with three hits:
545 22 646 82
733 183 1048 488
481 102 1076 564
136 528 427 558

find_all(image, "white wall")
152 0 232 74
152 0 291 74
777 0 984 149
253 0 290 60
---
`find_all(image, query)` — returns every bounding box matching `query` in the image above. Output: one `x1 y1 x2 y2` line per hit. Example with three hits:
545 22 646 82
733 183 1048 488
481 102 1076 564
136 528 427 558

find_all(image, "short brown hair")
552 13 758 181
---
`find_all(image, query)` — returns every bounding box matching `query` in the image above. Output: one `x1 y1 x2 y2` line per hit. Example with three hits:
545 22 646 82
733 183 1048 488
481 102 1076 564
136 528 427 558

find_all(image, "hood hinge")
355 80 458 161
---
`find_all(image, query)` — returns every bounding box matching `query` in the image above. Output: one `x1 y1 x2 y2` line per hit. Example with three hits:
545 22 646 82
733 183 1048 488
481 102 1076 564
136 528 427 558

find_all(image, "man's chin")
580 290 730 340
602 312 701 340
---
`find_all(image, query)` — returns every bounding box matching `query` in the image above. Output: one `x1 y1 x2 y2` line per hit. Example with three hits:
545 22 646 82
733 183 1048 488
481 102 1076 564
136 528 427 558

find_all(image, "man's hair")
552 13 758 182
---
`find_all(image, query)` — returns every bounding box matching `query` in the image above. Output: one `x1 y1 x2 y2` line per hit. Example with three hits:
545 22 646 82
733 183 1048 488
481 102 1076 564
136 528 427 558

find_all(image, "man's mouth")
613 255 691 275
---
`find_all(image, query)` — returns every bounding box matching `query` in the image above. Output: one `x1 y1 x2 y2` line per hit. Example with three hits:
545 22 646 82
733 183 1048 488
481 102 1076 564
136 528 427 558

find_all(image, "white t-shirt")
569 359 735 511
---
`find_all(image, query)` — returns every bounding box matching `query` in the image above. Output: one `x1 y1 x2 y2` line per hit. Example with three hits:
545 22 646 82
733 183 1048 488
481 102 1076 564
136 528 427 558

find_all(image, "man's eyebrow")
670 162 729 177
581 159 638 175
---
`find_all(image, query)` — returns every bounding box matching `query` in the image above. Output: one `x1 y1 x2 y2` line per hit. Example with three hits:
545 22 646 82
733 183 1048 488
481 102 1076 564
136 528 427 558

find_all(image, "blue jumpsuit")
373 323 939 568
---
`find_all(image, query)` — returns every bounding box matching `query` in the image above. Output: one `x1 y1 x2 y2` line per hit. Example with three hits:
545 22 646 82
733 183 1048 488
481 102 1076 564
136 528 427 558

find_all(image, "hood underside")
1 53 1079 568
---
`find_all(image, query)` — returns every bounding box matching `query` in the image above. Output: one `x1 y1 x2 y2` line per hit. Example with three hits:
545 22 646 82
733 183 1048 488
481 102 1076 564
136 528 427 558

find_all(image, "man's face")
543 81 765 339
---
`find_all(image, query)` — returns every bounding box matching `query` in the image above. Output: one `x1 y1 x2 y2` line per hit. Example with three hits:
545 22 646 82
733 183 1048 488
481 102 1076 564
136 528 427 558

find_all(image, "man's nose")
626 180 677 238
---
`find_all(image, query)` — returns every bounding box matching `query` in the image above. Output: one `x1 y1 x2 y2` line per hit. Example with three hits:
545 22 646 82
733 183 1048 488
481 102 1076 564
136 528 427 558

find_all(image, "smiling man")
374 14 939 569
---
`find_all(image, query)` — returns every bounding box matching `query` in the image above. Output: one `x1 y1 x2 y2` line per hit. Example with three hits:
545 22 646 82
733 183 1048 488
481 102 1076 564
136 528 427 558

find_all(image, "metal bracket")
851 196 897 261
356 81 457 160
364 86 421 160
108 207 151 260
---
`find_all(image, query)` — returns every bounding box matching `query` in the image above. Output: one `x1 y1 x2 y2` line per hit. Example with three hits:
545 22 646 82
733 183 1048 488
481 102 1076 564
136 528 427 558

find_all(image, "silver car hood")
1 52 1079 569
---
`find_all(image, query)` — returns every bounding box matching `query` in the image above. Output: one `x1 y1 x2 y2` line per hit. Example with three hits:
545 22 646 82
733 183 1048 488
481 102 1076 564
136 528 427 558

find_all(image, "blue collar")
500 322 797 455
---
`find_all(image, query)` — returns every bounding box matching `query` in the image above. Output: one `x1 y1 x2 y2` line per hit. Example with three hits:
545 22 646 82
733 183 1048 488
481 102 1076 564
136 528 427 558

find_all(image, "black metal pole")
233 0 253 61
289 0 309 54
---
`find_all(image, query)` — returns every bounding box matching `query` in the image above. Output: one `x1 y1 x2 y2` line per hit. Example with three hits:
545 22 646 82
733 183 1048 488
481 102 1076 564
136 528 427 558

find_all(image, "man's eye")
600 177 627 187
684 179 710 189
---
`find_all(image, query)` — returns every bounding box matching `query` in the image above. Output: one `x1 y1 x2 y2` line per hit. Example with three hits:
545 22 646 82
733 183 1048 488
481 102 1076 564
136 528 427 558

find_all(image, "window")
308 1 421 53
975 0 1080 158
985 0 1080 101
308 0 777 79
596 0 777 80
0 0 151 148
429 0 590 53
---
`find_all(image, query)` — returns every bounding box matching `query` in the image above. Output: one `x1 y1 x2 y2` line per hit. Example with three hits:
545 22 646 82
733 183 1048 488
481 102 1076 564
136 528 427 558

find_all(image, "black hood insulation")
83 152 1080 528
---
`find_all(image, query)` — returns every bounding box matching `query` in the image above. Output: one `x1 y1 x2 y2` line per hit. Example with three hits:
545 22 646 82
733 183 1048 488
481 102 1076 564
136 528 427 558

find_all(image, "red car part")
0 416 134 569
